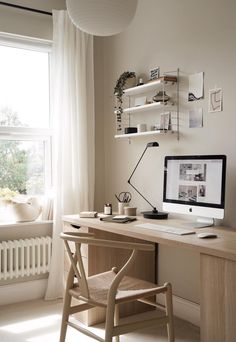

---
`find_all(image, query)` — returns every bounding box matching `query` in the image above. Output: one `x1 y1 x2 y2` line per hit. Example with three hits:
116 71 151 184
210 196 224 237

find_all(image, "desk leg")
200 254 236 342
155 243 159 284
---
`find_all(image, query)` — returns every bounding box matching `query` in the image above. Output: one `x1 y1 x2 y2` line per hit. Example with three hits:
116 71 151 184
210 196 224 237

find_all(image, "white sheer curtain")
45 10 95 299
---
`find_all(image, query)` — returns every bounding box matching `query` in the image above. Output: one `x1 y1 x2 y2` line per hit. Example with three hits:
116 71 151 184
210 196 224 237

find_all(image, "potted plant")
114 71 136 113
114 71 136 133
114 71 136 104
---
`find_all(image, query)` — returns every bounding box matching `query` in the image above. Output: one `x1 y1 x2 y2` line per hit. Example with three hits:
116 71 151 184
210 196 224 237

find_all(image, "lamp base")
142 211 168 219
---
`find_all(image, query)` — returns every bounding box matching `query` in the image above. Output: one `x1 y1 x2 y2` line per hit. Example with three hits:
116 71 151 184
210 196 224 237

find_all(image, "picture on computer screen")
178 185 197 202
198 185 206 197
179 163 207 182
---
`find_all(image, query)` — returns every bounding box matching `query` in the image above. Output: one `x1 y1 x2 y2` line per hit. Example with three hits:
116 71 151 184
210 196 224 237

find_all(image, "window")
0 34 52 201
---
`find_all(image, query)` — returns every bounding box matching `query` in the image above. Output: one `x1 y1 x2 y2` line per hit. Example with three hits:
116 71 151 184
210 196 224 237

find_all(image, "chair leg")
59 292 72 342
105 301 116 342
114 305 120 342
165 283 175 342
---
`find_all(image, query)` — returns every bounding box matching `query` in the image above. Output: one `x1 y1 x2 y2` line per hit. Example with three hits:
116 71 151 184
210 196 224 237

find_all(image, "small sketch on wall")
208 88 222 112
188 72 204 101
189 108 203 128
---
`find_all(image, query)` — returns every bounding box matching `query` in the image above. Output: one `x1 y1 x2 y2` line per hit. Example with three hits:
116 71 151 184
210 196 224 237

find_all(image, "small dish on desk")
197 232 218 239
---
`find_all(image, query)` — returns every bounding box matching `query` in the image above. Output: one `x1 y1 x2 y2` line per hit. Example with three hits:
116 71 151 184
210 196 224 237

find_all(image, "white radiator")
0 236 52 281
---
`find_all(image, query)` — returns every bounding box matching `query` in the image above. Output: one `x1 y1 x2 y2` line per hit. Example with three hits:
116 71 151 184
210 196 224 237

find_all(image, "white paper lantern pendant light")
66 0 137 36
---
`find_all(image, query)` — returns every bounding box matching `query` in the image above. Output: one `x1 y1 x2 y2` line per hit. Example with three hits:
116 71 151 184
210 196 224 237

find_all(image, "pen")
115 194 121 202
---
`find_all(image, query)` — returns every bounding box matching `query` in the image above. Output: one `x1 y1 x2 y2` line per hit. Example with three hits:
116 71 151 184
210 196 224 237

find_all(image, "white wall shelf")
124 76 177 96
115 69 179 140
114 130 177 139
122 101 173 114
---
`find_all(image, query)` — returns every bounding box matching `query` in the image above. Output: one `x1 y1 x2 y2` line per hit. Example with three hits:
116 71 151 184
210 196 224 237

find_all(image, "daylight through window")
0 35 52 202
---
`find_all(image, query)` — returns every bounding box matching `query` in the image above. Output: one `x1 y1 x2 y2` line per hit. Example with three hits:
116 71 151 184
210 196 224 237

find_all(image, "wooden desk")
63 215 236 342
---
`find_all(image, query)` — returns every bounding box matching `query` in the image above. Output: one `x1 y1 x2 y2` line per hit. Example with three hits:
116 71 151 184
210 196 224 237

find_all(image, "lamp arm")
127 145 157 213
127 146 148 181
128 179 157 212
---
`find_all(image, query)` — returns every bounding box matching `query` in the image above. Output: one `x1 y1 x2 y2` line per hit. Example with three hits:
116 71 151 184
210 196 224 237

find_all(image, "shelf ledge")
124 77 177 96
115 101 174 115
114 130 176 139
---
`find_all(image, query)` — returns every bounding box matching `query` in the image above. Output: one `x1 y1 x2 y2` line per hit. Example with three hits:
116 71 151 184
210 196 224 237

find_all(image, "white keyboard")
135 223 196 236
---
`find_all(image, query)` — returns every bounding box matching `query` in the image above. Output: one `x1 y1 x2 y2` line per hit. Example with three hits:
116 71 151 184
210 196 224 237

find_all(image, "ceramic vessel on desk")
118 202 128 215
124 207 137 216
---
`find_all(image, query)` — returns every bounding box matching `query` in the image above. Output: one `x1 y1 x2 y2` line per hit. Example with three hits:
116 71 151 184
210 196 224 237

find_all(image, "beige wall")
0 0 66 39
94 0 236 303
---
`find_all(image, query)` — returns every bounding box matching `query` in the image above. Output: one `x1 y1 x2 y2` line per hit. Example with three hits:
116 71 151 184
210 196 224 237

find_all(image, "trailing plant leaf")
114 71 136 105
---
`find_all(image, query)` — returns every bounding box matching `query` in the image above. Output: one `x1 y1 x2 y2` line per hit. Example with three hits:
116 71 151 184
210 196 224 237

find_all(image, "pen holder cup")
118 202 128 215
124 207 137 216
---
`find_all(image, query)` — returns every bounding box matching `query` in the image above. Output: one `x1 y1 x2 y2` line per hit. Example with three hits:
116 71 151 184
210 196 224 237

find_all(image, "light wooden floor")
0 299 200 342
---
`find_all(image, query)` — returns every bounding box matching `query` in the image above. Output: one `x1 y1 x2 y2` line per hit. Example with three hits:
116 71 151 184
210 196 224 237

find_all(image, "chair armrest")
60 233 154 251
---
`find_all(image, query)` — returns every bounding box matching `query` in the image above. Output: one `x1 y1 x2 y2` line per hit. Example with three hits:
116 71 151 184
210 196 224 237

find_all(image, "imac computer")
163 155 226 228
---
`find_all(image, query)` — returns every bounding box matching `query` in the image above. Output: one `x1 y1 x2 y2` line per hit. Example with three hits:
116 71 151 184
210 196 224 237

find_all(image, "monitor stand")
184 217 214 229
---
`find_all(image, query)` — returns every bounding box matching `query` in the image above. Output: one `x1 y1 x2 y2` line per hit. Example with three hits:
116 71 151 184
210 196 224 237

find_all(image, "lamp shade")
66 0 138 36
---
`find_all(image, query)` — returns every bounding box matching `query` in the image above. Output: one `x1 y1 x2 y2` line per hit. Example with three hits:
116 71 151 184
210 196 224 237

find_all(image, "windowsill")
0 220 53 227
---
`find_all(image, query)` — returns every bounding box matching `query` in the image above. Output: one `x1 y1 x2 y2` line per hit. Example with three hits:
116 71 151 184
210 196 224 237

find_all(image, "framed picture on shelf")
160 112 172 130
149 67 160 81
134 96 146 107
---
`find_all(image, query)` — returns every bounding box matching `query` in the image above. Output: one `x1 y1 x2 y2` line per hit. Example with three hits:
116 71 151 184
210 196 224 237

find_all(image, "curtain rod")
0 2 52 16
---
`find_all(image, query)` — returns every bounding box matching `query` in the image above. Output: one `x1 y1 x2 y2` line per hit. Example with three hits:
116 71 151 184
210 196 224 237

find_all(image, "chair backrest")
63 237 90 298
61 231 155 300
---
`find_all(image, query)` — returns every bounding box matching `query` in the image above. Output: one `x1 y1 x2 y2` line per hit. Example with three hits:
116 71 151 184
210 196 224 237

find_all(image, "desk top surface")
62 215 236 261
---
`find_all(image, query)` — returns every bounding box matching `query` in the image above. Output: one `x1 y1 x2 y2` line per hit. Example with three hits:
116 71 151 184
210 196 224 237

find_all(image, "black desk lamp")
127 142 168 219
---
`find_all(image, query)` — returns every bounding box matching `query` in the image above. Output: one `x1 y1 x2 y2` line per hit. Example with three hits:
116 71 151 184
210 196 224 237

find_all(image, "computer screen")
163 155 226 226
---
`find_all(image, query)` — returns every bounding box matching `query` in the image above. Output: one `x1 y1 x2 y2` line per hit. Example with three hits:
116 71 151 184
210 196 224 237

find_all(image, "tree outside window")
0 38 52 207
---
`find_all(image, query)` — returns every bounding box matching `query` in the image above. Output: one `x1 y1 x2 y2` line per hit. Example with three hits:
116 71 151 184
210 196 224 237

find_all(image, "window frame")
0 32 53 196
